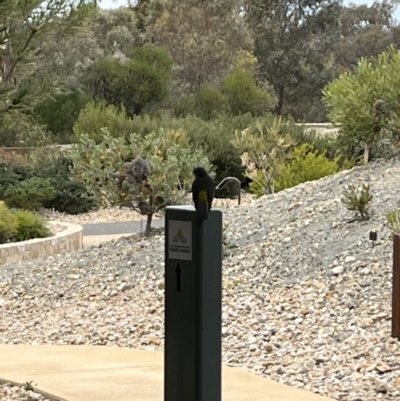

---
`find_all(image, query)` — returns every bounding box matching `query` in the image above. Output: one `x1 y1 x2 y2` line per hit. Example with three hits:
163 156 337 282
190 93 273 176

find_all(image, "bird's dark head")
193 166 208 178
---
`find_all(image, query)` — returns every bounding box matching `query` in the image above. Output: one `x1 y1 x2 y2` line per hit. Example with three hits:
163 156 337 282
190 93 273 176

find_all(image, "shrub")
73 101 136 144
274 144 340 192
14 122 55 147
0 163 35 199
70 130 213 235
341 183 373 221
12 210 52 241
33 156 98 214
221 70 273 116
44 180 98 214
5 177 57 211
192 85 228 120
386 208 400 234
0 116 18 146
323 45 400 164
248 170 268 199
33 92 91 143
232 117 295 196
84 44 173 116
0 203 18 244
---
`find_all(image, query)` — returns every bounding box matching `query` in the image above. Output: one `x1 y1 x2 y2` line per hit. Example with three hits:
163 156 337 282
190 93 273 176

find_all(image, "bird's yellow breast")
199 190 208 202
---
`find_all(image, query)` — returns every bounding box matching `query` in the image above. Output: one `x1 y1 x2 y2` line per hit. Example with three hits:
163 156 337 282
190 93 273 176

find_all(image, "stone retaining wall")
0 222 83 265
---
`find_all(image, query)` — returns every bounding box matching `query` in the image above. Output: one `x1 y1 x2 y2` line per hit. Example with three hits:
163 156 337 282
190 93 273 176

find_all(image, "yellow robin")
191 166 215 220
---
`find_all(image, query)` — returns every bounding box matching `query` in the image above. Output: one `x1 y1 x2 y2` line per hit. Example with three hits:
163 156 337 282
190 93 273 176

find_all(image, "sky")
97 0 400 21
99 0 384 9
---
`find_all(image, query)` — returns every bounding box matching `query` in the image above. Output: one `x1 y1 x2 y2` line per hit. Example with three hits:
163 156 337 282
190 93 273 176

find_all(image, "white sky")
98 0 399 20
98 0 386 9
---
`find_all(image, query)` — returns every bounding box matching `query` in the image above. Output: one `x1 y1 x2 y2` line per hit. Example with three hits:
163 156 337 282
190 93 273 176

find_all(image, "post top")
166 205 195 211
166 205 223 214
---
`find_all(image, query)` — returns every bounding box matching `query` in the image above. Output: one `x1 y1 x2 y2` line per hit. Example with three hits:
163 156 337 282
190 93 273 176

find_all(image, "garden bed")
0 222 83 265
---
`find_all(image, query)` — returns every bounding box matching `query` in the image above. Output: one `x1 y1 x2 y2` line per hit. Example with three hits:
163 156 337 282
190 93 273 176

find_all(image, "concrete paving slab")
0 345 335 401
83 219 164 236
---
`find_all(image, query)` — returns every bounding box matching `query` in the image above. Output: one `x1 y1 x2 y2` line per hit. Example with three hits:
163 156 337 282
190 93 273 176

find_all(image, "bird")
191 166 215 221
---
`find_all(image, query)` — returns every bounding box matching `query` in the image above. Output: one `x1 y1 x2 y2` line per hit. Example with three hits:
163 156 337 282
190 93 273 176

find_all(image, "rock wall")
0 222 83 265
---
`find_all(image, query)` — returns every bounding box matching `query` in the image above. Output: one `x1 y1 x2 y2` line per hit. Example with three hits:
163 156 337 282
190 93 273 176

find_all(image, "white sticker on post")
168 220 192 261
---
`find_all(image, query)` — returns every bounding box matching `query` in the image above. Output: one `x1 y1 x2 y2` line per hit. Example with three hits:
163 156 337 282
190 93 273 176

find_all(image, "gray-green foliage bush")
323 46 400 164
14 122 55 147
69 129 213 207
72 104 321 198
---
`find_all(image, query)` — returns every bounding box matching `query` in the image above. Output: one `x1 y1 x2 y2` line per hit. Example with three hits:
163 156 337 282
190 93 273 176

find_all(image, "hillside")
1 157 400 401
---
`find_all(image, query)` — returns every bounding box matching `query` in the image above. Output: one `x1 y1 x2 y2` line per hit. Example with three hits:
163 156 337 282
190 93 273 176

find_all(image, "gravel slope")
1 158 400 401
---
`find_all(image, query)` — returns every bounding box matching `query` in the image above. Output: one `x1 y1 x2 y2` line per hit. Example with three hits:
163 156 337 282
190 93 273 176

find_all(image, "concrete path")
63 223 334 401
81 219 165 247
83 233 135 247
83 219 165 236
0 345 335 401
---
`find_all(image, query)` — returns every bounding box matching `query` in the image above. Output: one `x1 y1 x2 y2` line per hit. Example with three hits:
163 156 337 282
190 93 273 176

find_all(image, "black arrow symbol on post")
175 264 181 292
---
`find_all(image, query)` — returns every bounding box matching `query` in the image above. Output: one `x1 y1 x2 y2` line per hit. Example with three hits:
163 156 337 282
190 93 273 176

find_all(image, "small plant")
386 208 400 234
5 177 57 211
341 183 373 221
23 381 34 391
12 210 52 241
0 203 18 244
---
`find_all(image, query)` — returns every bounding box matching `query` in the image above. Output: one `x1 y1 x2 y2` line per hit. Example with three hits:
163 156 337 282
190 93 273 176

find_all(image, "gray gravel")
1 157 400 401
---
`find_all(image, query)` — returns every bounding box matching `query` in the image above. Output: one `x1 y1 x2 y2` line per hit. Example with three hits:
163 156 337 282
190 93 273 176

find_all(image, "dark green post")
164 205 222 401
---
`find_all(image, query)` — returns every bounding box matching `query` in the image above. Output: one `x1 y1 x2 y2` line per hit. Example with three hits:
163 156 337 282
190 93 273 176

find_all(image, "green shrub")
192 85 228 120
0 117 18 146
44 180 98 214
5 177 57 211
386 208 400 234
73 101 136 143
275 144 340 192
33 156 98 214
323 45 400 164
0 163 35 199
84 44 173 117
221 70 273 116
33 92 91 143
0 157 97 215
12 209 52 241
14 122 55 147
341 183 373 221
0 203 18 244
248 170 268 198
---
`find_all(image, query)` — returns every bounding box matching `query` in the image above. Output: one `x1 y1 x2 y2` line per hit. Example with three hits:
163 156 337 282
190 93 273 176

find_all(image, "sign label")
168 220 192 261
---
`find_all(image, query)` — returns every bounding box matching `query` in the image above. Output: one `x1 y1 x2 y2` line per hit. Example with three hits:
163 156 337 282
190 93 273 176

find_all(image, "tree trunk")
274 85 284 115
363 143 370 165
145 213 153 236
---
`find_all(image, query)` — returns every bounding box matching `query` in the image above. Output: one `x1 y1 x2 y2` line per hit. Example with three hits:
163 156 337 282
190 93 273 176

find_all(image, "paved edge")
0 377 69 401
83 234 134 247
